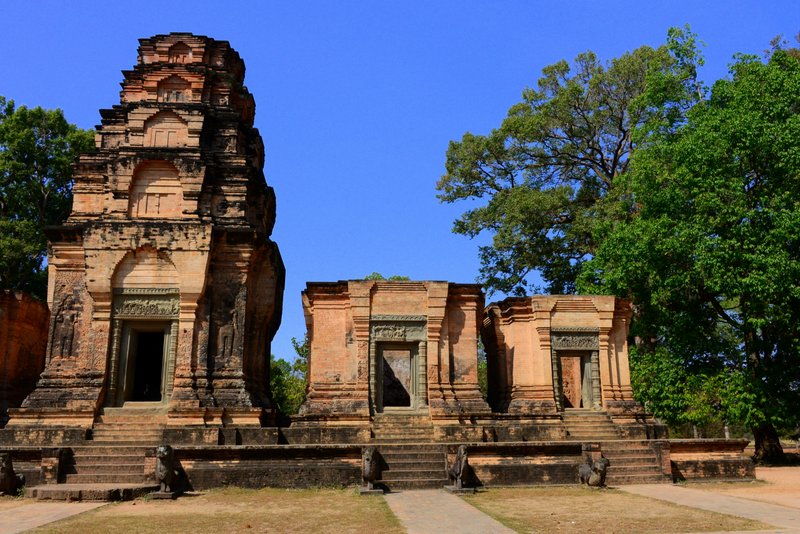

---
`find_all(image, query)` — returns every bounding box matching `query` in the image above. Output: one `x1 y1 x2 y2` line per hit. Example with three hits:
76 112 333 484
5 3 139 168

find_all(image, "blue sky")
2 1 798 361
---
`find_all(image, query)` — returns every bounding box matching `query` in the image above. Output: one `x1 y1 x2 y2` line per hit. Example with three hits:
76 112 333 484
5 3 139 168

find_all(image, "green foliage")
0 96 95 298
270 335 309 416
477 340 488 400
363 272 411 281
583 47 800 461
437 31 701 295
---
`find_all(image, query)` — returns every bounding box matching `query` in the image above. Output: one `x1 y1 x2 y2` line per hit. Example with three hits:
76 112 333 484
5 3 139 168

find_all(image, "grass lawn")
32 487 404 534
462 486 770 533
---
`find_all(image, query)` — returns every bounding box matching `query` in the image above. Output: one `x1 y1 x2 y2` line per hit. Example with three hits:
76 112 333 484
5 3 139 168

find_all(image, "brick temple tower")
10 33 284 428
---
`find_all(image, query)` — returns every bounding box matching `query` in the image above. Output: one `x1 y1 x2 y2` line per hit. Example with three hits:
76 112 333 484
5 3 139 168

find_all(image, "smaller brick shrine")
483 295 647 437
293 280 491 441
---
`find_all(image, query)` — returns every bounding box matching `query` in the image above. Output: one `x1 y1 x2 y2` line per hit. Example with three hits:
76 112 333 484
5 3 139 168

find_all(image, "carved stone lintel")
112 291 180 319
370 321 426 342
551 332 599 351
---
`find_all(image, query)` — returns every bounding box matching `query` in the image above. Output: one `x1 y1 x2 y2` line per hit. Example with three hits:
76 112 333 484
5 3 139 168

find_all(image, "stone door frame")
369 315 428 415
550 328 601 411
376 341 418 412
107 288 179 406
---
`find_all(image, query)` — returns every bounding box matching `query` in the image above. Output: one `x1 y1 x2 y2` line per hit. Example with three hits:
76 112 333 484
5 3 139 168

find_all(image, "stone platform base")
26 483 158 501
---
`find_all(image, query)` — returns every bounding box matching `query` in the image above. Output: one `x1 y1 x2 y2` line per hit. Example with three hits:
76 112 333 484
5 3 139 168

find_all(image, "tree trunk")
752 421 786 464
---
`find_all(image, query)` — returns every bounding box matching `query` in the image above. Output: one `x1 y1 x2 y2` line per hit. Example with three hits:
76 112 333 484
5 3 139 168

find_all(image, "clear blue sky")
2 1 798 361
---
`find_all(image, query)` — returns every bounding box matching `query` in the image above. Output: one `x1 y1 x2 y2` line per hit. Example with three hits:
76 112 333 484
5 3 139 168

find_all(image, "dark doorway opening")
380 345 413 409
130 330 165 402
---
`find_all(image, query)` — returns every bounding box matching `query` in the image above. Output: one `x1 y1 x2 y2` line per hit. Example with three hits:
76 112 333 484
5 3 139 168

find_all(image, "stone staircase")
562 409 621 441
371 413 434 443
562 409 668 485
601 441 670 485
375 444 448 490
27 406 164 500
371 413 448 490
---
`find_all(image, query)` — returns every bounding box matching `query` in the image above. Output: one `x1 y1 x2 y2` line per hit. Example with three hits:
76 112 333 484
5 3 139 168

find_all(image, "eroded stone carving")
448 445 469 490
155 444 178 493
551 332 599 351
579 455 610 487
51 297 76 359
113 298 180 318
361 446 381 492
373 325 405 339
0 453 24 495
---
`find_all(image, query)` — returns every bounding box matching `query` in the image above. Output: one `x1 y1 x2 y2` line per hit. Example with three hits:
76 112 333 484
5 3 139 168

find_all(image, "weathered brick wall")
0 291 48 424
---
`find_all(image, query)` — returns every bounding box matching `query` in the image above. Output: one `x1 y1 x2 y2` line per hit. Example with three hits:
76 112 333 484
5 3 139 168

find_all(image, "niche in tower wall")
209 282 246 372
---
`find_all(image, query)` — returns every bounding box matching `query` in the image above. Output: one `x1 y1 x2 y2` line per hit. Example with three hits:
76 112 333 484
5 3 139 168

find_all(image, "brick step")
606 458 661 466
380 468 447 481
92 437 161 449
376 444 444 452
373 431 434 437
565 428 619 434
65 473 152 484
373 430 434 436
608 467 663 476
68 463 145 474
71 454 143 463
382 459 444 469
73 446 153 455
568 435 620 439
378 478 450 490
26 483 158 502
379 452 444 462
373 438 435 444
91 433 163 440
372 425 433 434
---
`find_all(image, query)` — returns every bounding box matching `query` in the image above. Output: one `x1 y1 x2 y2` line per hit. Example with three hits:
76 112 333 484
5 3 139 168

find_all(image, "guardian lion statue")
0 453 24 496
155 444 178 493
579 455 611 488
362 446 381 491
448 445 470 490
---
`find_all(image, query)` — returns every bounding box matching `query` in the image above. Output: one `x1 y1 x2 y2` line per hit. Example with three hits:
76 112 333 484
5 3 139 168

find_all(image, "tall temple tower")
10 34 284 428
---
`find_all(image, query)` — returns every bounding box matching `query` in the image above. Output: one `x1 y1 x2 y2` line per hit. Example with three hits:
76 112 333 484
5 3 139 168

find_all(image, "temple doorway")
378 343 416 411
115 322 171 405
559 352 593 409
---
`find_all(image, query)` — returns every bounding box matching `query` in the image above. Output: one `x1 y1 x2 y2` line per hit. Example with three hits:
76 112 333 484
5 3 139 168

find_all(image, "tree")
363 272 411 281
581 48 800 462
437 29 700 295
0 97 95 297
270 336 309 416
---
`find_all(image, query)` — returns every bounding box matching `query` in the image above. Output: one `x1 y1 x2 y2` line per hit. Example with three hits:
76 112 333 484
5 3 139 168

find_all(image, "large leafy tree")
270 336 309 416
437 29 700 294
582 47 800 462
0 97 95 298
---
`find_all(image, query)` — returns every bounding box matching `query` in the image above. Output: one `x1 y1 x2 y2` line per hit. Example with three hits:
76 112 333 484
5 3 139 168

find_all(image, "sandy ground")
0 496 28 511
698 466 800 511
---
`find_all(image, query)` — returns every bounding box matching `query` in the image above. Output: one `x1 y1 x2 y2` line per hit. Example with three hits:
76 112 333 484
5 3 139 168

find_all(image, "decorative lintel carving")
112 288 180 319
551 330 600 351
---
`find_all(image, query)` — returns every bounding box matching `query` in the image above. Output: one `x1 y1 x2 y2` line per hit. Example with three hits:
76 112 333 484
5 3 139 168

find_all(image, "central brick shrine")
8 33 284 429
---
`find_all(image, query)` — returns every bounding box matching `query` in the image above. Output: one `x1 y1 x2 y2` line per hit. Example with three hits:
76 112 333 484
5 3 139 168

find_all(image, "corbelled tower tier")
10 33 284 428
